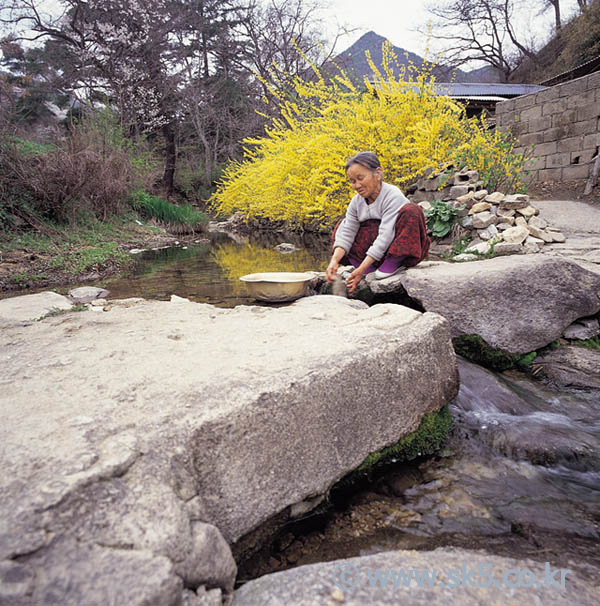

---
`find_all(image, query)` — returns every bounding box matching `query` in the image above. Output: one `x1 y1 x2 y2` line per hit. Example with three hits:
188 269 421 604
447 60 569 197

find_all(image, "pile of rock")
407 167 567 260
445 190 566 259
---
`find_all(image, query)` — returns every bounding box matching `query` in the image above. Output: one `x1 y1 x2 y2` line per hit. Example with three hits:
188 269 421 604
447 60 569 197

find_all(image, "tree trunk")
162 122 176 195
552 0 562 33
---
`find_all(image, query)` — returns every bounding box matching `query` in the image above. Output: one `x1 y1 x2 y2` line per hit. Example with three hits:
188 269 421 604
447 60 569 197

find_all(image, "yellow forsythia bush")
210 43 529 228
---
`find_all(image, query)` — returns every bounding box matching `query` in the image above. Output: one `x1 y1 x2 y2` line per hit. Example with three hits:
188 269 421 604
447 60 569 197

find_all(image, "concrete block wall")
496 71 600 183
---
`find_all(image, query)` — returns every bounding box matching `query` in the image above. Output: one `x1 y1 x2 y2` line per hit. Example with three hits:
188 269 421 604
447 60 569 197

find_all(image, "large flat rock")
233 547 598 605
0 291 72 323
0 295 458 605
369 256 600 354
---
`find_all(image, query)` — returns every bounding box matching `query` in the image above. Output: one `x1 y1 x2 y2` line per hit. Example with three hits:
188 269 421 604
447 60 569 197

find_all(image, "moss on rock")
334 404 452 491
453 334 539 372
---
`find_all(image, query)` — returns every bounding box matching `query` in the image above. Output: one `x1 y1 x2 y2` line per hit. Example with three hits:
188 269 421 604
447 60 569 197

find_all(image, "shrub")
210 43 530 228
0 109 158 227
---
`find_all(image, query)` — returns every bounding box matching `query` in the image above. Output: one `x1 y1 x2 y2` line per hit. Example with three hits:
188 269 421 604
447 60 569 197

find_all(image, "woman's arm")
332 197 360 257
345 254 376 293
325 246 346 282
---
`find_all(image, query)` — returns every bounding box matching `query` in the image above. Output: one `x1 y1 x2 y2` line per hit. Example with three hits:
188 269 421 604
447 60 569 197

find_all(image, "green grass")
48 241 130 273
13 137 56 156
12 271 49 283
130 190 208 227
36 304 89 321
578 336 600 351
0 215 157 284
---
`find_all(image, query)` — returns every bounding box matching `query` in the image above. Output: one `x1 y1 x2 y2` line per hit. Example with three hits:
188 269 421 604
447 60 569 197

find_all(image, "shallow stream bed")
236 358 600 585
95 231 331 306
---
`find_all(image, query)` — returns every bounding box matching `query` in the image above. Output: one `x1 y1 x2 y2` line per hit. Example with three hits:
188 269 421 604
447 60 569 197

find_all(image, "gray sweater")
333 182 409 261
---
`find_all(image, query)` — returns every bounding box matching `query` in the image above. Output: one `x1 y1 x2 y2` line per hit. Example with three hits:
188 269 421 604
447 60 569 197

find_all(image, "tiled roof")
433 83 547 97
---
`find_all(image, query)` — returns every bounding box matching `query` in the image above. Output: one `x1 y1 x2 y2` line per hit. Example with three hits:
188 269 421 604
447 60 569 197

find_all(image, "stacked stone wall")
496 71 600 183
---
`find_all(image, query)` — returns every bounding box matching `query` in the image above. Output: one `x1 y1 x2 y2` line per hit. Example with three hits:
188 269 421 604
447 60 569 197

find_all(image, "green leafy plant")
424 199 464 238
517 351 537 367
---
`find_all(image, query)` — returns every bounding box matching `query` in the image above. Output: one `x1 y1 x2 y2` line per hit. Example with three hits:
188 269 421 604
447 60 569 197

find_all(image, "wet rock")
233 547 598 606
537 346 600 390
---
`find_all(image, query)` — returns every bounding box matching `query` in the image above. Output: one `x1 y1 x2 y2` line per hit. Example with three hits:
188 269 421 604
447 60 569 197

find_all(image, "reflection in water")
99 231 330 307
213 242 322 295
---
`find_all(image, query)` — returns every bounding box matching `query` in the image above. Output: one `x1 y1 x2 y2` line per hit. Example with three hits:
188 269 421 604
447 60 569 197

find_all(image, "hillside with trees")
424 0 600 83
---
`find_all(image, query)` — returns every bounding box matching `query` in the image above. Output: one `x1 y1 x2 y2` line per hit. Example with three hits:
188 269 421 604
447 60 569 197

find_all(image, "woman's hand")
345 268 364 293
325 259 339 283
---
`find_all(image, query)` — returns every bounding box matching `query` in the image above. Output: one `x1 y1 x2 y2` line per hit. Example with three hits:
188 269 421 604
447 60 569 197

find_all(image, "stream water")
236 359 600 584
92 231 331 306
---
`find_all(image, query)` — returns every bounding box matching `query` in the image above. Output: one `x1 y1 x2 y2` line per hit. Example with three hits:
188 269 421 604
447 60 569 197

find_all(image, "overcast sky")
319 0 583 65
3 0 584 68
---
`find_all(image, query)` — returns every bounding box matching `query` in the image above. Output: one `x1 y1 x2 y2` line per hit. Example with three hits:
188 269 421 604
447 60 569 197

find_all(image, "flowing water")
236 358 600 583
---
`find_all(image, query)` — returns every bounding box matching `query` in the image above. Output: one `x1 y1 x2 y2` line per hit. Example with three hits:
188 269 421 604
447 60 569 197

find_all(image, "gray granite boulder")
233 547 597 606
0 294 458 605
368 256 600 354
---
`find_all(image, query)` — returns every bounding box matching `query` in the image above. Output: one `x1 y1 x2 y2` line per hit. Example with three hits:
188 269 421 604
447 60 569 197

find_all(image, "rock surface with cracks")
0 294 458 605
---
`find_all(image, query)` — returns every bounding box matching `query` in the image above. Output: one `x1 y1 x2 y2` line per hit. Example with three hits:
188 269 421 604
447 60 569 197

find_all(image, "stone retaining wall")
495 71 600 183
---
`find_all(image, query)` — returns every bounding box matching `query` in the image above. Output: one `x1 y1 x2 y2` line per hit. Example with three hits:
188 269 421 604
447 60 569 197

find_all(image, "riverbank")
0 218 207 295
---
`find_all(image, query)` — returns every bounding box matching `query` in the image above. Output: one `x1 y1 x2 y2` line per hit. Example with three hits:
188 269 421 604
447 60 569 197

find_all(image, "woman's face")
346 163 382 202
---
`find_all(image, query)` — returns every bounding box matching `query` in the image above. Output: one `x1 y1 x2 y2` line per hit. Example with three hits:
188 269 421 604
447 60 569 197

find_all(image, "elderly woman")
325 151 430 293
